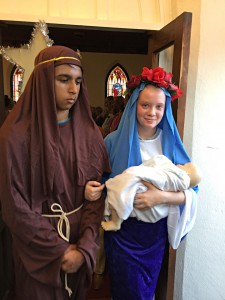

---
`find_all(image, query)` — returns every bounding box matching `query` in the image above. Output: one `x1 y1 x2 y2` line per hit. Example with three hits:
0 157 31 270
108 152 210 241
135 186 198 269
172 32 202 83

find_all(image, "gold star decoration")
0 21 54 94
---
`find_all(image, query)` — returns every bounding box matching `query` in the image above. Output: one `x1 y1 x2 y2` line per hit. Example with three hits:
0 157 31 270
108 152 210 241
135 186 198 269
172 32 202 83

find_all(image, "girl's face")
136 85 166 139
54 64 82 121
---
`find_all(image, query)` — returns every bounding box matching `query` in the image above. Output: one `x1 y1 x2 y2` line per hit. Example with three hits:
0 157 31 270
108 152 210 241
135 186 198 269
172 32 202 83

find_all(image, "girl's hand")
134 182 163 210
85 181 105 201
133 181 185 210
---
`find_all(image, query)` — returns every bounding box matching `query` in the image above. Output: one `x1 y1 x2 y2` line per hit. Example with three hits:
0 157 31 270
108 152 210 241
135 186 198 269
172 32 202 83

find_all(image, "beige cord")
42 202 83 297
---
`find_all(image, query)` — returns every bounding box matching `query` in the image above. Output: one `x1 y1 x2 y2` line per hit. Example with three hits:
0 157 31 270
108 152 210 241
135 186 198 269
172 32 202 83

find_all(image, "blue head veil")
105 82 198 193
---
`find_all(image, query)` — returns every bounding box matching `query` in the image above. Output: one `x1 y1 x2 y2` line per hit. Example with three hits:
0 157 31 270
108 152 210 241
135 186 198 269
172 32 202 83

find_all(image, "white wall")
174 1 225 299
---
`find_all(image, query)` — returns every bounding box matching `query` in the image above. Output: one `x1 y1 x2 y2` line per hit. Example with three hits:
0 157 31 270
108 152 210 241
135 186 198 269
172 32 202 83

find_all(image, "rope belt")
42 202 83 297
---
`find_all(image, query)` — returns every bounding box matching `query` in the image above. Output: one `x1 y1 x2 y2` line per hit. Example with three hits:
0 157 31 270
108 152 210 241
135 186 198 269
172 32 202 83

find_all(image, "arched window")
11 66 24 102
106 65 129 97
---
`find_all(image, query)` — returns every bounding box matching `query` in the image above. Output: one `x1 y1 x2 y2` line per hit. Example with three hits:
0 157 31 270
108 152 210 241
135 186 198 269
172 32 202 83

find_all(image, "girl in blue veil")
86 67 198 300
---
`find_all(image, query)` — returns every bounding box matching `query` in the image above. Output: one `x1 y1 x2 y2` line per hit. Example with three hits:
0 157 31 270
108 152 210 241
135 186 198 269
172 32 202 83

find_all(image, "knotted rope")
42 202 83 297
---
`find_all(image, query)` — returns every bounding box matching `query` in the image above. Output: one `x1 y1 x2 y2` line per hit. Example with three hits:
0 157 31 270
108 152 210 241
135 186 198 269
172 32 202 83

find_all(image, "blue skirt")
104 217 168 300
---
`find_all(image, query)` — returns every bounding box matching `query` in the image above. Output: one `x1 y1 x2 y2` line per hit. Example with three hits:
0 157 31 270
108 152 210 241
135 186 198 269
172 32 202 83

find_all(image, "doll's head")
177 162 202 187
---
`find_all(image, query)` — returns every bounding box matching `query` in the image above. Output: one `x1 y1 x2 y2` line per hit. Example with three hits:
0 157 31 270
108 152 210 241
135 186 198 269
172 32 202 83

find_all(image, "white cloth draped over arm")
105 155 197 249
167 188 197 249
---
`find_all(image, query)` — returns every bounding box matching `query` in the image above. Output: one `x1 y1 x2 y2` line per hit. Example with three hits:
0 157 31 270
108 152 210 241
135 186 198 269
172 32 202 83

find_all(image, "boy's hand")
85 181 105 201
61 244 84 273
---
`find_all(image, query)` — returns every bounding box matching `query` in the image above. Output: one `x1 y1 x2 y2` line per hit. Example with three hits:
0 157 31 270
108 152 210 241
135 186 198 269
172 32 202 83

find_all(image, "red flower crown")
125 67 182 101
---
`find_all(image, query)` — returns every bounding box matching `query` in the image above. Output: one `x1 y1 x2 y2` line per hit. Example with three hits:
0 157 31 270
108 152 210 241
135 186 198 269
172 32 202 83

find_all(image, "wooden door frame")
148 12 192 300
148 12 192 140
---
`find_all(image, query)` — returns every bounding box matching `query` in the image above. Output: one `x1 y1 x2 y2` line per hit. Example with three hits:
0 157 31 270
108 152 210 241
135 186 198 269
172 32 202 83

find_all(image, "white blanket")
105 155 197 249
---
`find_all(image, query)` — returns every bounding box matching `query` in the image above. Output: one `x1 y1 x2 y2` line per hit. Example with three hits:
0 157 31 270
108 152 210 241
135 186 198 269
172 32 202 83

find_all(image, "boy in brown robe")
0 46 110 300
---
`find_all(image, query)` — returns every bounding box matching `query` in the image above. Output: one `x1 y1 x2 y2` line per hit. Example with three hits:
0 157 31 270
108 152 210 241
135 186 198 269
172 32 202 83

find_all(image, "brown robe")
0 46 110 300
0 218 14 300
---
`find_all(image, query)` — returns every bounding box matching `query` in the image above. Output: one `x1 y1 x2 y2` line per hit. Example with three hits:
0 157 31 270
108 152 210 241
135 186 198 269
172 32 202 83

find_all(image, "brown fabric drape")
0 46 110 300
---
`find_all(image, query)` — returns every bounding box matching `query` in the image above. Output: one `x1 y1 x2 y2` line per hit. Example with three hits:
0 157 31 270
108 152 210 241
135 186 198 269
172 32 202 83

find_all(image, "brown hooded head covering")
0 45 110 200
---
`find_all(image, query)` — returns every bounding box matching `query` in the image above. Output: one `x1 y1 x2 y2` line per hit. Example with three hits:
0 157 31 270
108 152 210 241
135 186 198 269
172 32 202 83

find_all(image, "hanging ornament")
0 20 54 95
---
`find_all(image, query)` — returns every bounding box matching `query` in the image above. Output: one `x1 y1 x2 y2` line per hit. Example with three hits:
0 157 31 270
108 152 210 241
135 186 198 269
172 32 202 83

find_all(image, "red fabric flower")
126 75 141 89
164 72 173 83
169 83 179 91
169 84 182 101
159 80 169 89
125 66 182 101
152 67 166 83
141 67 153 81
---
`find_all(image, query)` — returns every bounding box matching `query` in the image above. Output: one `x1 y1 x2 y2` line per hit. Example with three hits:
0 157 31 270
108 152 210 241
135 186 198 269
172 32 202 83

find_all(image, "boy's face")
54 64 82 117
136 85 165 138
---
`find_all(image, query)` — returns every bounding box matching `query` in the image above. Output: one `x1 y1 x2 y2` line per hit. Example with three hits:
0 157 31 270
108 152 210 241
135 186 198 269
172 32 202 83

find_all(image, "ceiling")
0 20 154 54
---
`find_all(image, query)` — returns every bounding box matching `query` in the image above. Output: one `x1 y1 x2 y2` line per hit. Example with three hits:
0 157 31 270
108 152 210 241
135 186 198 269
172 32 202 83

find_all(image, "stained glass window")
12 66 24 102
106 65 128 97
